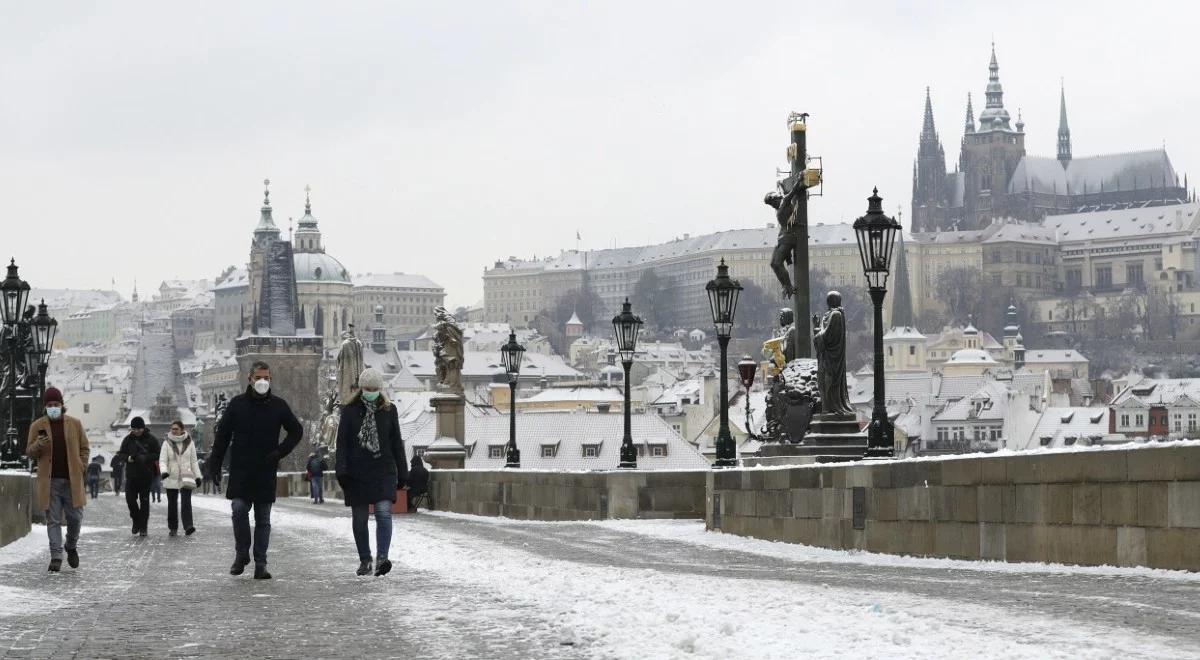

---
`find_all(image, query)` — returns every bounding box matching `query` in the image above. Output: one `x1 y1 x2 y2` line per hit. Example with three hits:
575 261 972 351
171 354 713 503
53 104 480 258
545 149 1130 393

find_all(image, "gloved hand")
161 473 169 481
336 474 349 491
397 476 408 490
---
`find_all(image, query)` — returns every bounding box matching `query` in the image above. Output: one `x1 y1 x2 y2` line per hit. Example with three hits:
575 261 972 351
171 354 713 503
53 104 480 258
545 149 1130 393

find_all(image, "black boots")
253 564 271 580
356 560 373 576
48 558 62 572
374 559 392 577
230 557 250 576
66 548 79 569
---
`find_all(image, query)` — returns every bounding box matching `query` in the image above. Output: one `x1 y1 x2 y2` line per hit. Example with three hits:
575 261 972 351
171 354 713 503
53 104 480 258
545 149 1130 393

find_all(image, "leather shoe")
356 560 373 576
230 557 250 576
253 564 272 580
374 559 392 577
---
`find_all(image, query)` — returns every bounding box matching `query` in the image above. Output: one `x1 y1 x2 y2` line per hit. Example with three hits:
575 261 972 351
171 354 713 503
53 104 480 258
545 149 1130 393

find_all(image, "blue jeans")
351 501 392 562
231 499 272 565
46 478 83 559
310 476 324 502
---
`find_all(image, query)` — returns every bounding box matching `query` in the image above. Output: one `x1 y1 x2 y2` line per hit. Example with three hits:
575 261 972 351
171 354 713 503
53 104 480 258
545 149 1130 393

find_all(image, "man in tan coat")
26 387 90 572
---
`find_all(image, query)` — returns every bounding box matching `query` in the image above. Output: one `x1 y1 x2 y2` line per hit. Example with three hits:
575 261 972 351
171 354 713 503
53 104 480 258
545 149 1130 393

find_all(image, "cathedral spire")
978 43 1012 131
1057 81 1072 167
253 177 280 244
922 87 936 137
964 93 975 134
890 221 915 328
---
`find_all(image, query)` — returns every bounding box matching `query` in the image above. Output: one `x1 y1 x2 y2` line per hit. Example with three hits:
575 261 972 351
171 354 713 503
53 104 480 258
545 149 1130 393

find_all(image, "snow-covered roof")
1042 202 1199 243
213 267 250 292
402 409 709 470
982 221 1058 245
883 326 926 341
932 381 1009 423
522 387 623 404
394 350 582 379
1009 150 1179 197
352 272 443 290
1112 377 1200 407
1020 407 1111 451
1023 350 1088 364
947 348 996 364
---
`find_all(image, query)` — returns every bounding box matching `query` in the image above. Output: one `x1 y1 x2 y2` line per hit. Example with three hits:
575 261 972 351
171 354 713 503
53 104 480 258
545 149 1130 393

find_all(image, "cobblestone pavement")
3 495 1198 658
0 495 585 660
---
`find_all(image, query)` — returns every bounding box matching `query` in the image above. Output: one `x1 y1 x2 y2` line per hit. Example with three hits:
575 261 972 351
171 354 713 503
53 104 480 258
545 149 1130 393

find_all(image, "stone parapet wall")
708 445 1200 571
430 470 707 521
0 472 34 548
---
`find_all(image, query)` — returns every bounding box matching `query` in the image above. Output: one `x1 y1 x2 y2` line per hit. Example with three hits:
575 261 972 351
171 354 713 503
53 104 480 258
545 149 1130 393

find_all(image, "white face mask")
253 378 271 395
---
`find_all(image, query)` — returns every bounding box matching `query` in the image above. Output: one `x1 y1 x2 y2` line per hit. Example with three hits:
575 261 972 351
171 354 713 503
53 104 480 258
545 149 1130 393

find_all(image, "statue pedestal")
425 393 467 469
756 412 867 463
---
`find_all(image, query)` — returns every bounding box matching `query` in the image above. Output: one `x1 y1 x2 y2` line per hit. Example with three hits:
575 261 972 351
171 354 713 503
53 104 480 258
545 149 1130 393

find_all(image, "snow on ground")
189 498 1189 659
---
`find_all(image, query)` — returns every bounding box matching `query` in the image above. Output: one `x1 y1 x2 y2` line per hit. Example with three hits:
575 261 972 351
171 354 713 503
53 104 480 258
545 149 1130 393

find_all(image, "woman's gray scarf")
358 398 382 458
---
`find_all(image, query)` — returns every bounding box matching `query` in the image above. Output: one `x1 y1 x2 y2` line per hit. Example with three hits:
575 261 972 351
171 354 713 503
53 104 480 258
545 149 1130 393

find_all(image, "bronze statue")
336 326 364 404
812 291 853 415
433 307 465 395
764 182 806 298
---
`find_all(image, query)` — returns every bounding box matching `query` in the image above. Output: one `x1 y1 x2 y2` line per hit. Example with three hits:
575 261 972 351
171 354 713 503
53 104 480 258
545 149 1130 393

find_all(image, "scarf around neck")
357 398 382 458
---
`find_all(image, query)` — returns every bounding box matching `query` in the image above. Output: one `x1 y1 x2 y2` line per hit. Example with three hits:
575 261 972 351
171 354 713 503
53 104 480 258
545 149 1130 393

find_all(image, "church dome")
947 348 996 364
294 252 351 284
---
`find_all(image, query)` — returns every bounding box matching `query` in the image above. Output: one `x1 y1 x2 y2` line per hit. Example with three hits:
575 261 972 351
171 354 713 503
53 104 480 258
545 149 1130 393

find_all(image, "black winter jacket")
407 459 429 496
335 398 407 507
117 432 161 484
209 385 303 503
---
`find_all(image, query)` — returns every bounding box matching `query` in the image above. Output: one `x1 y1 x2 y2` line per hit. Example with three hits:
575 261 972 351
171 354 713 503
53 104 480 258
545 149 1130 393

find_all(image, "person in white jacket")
159 420 201 537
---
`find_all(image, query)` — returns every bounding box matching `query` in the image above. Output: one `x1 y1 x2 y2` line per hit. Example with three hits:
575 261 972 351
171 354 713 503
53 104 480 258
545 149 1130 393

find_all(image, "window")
83 403 91 413
1175 414 1182 432
541 445 556 458
582 445 599 458
1189 413 1197 432
887 346 893 357
1120 414 1129 427
488 446 504 459
651 445 668 457
909 345 916 355
992 273 1002 286
1136 414 1144 427
1127 263 1144 287
1096 266 1112 289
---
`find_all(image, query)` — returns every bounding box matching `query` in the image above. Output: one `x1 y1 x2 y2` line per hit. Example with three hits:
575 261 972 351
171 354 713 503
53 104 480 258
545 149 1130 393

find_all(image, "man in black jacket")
116 417 159 536
207 361 302 580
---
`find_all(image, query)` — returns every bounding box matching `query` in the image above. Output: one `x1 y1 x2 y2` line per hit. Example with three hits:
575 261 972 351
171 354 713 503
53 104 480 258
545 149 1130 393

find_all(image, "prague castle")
912 45 1188 233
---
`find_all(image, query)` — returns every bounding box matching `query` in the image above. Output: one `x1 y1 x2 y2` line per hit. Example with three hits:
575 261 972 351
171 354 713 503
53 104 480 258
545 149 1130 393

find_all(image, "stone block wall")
707 445 1200 571
0 472 34 548
429 470 707 521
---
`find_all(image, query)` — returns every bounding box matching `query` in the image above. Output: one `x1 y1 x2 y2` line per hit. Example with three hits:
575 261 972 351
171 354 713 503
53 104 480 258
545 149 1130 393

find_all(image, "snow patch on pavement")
195 500 1190 659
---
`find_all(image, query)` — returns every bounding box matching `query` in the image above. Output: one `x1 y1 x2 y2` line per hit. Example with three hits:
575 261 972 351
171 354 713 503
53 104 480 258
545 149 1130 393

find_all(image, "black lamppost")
853 189 901 459
706 259 742 468
737 355 758 440
1 259 33 468
612 298 643 469
500 331 525 468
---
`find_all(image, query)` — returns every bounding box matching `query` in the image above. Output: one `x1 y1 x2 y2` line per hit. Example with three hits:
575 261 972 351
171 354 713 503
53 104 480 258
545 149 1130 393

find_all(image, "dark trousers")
112 472 123 495
125 480 151 530
231 499 272 565
166 488 194 532
87 476 99 499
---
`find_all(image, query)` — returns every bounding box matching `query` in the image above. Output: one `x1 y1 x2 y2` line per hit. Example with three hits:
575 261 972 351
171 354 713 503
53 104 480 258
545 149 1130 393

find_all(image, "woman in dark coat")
336 368 407 577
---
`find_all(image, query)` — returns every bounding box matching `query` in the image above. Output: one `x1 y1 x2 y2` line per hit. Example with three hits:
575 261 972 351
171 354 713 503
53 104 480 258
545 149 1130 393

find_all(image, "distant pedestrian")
407 455 429 512
150 472 162 503
306 449 328 504
159 420 201 537
207 361 303 580
111 456 124 496
336 368 407 577
25 387 89 572
86 456 102 499
117 417 160 536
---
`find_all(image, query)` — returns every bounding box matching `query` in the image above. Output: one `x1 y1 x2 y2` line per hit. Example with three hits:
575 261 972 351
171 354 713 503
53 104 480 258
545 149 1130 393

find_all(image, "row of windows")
485 445 669 459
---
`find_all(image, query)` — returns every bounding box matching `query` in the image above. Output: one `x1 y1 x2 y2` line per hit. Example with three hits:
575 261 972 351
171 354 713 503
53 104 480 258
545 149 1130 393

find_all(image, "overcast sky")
4 1 1195 309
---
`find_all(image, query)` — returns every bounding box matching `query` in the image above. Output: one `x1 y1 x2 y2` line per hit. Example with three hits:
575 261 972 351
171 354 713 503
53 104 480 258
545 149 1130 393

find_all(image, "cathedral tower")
1057 83 1072 168
911 88 948 233
958 44 1026 228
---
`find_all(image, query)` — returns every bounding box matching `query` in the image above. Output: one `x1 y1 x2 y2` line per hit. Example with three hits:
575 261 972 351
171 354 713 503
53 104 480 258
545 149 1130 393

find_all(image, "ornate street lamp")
1 259 30 327
853 188 901 458
500 331 525 468
737 355 758 440
612 298 643 469
706 260 742 467
31 300 57 398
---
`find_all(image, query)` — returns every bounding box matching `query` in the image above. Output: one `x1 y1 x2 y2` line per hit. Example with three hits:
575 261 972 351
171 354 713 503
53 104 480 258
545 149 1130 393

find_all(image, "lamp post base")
865 418 895 459
618 441 638 469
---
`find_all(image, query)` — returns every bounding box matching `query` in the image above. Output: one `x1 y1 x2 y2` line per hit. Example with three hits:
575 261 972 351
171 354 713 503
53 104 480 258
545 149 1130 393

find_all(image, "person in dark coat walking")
86 456 103 499
306 449 328 504
207 361 302 580
336 368 407 577
407 455 429 512
116 417 160 536
111 455 124 496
